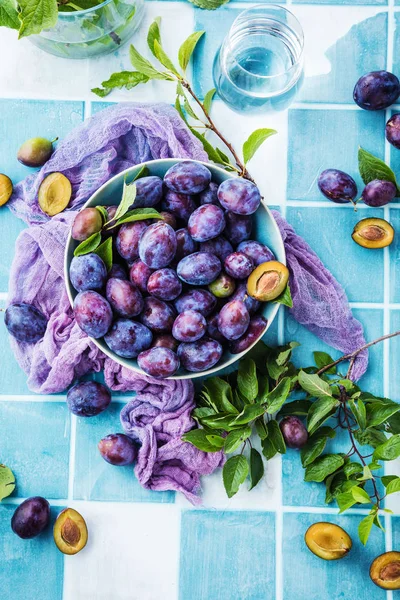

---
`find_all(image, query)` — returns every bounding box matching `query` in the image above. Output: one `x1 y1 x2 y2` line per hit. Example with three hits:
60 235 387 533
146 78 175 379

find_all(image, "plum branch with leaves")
183 330 400 546
93 18 277 180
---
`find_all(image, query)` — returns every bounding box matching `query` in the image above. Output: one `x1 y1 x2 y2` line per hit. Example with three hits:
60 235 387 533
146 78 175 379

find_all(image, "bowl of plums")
65 159 287 379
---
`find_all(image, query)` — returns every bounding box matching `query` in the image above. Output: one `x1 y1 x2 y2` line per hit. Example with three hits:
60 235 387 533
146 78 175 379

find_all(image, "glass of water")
213 5 304 113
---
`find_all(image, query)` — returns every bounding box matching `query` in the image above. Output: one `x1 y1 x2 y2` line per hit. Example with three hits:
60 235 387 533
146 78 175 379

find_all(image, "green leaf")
265 377 291 414
224 426 252 453
307 396 339 434
386 412 400 434
96 205 108 223
255 417 268 440
91 71 149 97
0 465 16 501
354 427 387 448
267 419 286 454
129 44 172 80
373 434 400 461
261 437 277 460
301 426 336 467
153 39 179 75
178 30 205 72
351 486 371 504
73 232 102 257
183 98 201 122
358 511 375 545
187 0 229 9
343 462 364 479
272 284 293 308
111 208 163 228
349 399 367 431
205 434 225 449
237 358 258 403
114 178 136 221
249 449 264 491
313 351 336 373
147 16 161 55
357 465 373 481
382 475 398 487
242 128 277 165
201 412 242 431
385 477 400 495
132 165 150 181
192 407 215 421
276 342 300 366
366 401 400 428
223 455 249 498
187 124 224 164
203 88 216 114
358 147 399 195
277 399 313 418
202 377 238 414
18 0 58 38
298 370 333 399
255 374 269 405
336 491 357 513
182 428 221 452
0 0 20 30
93 237 113 271
232 404 265 425
304 454 344 483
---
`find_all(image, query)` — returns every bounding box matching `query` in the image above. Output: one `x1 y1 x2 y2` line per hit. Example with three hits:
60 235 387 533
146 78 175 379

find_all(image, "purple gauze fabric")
6 102 367 502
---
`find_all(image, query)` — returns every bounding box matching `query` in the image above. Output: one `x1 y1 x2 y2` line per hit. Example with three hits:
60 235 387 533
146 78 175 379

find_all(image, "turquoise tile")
0 402 70 499
299 12 387 103
193 7 241 99
287 108 386 202
392 515 400 548
282 308 384 507
0 505 64 600
282 512 386 600
0 299 34 395
286 207 385 303
393 13 400 74
73 401 175 503
389 310 400 400
294 0 386 4
91 100 116 114
388 208 400 303
179 510 276 600
0 99 84 185
0 99 84 291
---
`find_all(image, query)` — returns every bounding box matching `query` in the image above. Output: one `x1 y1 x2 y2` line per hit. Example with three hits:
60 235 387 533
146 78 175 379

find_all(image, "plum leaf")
0 464 16 501
223 455 249 498
249 448 264 491
18 0 58 38
91 71 149 98
0 0 19 30
243 128 277 165
178 31 205 72
304 454 344 483
182 428 221 452
93 237 113 272
73 232 102 257
358 147 400 195
237 358 258 402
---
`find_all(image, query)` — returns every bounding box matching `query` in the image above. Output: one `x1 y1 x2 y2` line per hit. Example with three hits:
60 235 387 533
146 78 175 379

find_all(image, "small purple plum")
318 169 357 204
164 161 211 195
172 310 206 342
361 180 397 207
138 347 180 378
279 416 308 449
217 178 261 215
98 433 138 465
67 381 111 417
11 497 50 539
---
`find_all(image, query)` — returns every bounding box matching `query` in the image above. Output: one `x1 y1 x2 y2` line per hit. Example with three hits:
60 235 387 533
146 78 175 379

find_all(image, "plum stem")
316 329 400 379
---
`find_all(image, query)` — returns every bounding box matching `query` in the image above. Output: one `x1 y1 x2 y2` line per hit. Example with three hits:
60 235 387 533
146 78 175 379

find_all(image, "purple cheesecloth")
7 103 367 504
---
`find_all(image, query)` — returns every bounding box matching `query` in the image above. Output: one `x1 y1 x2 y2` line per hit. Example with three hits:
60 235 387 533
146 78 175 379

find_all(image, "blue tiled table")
1 1 400 599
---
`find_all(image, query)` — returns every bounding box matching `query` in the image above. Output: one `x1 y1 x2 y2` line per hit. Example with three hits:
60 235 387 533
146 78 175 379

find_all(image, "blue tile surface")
299 12 388 103
285 207 385 303
179 510 276 600
0 401 70 499
393 13 400 74
282 512 386 600
389 208 400 303
73 401 175 503
0 99 84 291
389 310 400 400
0 505 64 600
287 108 386 202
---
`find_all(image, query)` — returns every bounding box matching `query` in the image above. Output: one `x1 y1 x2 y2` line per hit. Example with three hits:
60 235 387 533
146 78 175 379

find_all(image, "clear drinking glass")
29 0 144 59
213 5 304 113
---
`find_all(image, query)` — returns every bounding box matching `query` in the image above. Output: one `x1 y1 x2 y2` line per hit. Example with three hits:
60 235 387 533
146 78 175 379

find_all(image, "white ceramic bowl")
64 158 285 379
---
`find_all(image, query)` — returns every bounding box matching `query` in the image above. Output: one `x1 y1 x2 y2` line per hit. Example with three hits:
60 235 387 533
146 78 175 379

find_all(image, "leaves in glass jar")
18 0 58 39
0 0 20 30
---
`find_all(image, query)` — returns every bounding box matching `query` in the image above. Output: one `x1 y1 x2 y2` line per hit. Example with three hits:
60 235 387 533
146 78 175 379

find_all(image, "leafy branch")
183 331 400 544
92 18 277 180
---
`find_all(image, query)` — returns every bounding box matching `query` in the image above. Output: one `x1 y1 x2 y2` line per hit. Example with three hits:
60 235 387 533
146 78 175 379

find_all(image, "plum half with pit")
67 381 111 417
11 497 50 539
54 508 88 555
370 551 400 590
247 261 289 302
305 522 352 561
98 433 138 466
352 217 394 249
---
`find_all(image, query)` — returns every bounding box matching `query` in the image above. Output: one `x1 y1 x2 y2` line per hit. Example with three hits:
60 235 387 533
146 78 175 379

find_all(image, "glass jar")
29 0 145 59
213 4 304 113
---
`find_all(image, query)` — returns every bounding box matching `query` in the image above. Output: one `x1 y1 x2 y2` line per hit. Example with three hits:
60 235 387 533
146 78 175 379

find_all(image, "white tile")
176 437 281 511
63 502 180 600
384 459 400 514
207 101 288 207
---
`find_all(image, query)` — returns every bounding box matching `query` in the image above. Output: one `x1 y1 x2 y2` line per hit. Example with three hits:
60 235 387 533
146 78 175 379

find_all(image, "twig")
317 330 400 378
